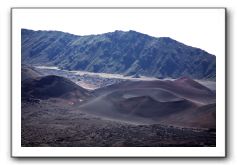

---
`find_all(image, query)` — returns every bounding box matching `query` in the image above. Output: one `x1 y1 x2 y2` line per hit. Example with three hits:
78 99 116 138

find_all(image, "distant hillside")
22 29 216 80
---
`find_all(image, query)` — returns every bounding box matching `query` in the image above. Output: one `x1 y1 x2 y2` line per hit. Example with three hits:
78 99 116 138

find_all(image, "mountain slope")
22 75 90 101
21 64 42 81
22 29 216 80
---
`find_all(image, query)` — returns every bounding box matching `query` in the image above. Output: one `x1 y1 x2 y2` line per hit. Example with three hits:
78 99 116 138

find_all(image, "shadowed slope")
115 96 195 118
161 103 216 128
22 75 90 100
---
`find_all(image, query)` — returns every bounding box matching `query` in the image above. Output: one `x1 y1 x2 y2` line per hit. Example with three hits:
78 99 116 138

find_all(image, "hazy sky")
13 8 225 56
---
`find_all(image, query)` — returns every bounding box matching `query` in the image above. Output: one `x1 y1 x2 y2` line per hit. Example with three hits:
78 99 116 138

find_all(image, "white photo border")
11 7 226 158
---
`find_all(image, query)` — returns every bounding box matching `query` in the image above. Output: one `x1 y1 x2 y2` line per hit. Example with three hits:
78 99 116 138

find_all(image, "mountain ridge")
22 28 216 80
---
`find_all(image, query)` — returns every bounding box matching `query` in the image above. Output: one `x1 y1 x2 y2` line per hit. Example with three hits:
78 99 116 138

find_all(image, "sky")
13 8 225 56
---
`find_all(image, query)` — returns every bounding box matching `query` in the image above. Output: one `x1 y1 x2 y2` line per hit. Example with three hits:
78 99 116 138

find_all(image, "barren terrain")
21 65 216 147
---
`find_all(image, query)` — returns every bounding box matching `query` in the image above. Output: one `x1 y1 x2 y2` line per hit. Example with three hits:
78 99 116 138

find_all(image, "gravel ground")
22 100 215 147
